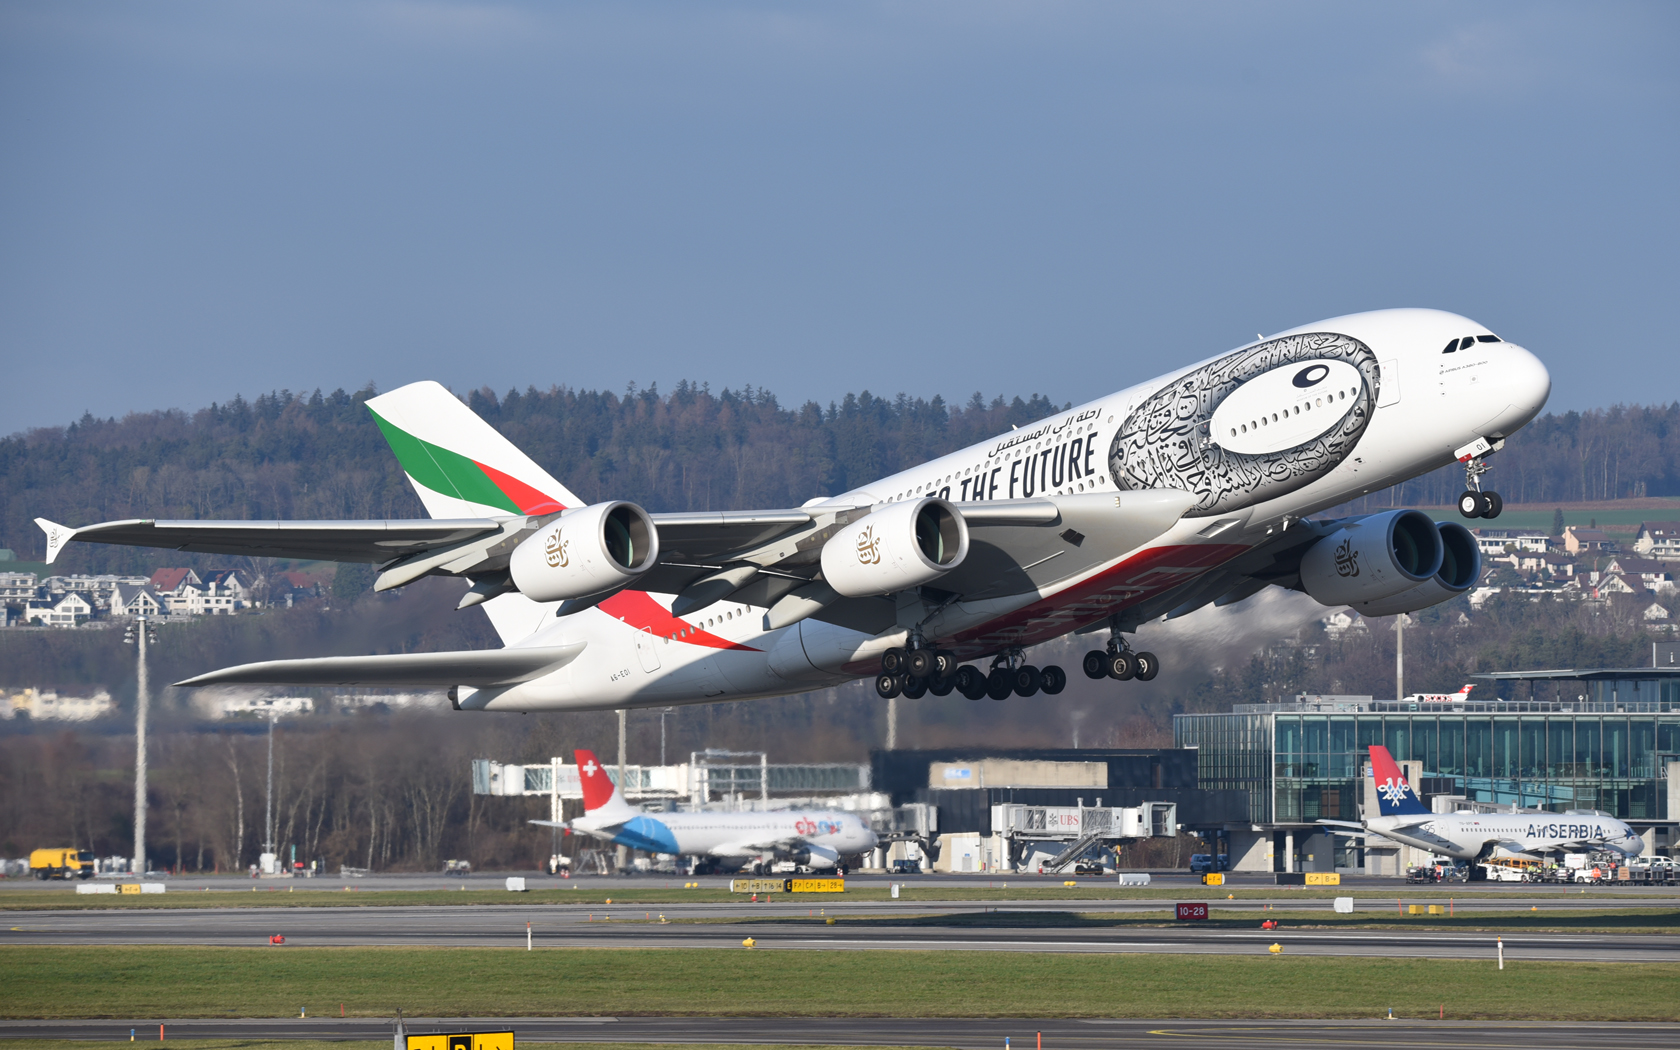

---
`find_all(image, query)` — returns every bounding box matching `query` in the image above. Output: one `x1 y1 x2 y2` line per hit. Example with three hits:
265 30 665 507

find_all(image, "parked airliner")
535 750 876 873
38 308 1551 710
1320 745 1643 863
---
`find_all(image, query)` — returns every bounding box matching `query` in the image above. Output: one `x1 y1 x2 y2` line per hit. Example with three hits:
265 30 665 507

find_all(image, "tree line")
10 382 1674 577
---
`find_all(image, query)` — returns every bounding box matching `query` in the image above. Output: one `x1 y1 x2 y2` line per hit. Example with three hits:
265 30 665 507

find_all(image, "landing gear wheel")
1133 651 1159 682
927 675 954 697
1040 665 1067 695
1082 650 1109 679
1012 665 1042 697
880 648 908 676
935 651 959 677
986 668 1013 701
874 674 903 699
955 666 987 700
907 648 938 679
1458 490 1484 519
901 676 929 699
1483 492 1503 519
1107 651 1137 681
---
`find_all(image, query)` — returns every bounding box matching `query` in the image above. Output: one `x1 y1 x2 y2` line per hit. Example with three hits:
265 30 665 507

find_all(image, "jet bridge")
993 801 1177 873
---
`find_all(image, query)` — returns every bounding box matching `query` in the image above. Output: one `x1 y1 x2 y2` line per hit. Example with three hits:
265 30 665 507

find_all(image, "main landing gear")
875 646 1066 701
1455 437 1504 519
1081 619 1159 684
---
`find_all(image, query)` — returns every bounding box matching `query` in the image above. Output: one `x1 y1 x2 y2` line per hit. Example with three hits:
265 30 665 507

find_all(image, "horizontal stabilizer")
174 643 585 688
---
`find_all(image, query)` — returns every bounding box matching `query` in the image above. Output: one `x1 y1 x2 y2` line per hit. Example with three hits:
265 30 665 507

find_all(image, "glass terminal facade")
1174 671 1680 827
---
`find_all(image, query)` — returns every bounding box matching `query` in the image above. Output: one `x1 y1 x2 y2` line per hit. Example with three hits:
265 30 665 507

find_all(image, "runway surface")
5 1016 1678 1049
4 902 1674 960
8 871 1678 895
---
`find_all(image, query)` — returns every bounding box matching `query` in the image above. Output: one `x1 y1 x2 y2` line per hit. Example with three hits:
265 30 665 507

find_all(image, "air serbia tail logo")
1368 745 1430 817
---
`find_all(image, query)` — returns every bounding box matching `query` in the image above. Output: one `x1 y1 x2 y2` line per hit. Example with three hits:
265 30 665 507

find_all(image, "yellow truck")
29 848 96 880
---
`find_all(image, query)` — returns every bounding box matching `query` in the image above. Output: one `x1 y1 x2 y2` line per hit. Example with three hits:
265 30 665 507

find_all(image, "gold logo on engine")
1333 537 1359 578
856 525 882 565
544 529 569 568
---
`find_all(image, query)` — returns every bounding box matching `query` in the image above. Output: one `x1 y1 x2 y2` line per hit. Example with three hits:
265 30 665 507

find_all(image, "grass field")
0 1043 946 1050
3 947 1678 1022
0 884 1653 911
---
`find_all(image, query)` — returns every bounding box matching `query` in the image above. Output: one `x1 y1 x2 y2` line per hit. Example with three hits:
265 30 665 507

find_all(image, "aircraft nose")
1483 343 1551 438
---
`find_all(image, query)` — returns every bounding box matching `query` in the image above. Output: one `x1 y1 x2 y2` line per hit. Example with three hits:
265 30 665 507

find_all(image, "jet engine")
1298 509 1444 608
1350 522 1481 616
820 497 968 598
789 843 840 869
508 501 659 602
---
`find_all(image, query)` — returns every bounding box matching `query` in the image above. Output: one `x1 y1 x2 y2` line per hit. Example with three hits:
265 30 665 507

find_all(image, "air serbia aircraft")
1320 746 1643 862
536 750 877 872
38 308 1551 709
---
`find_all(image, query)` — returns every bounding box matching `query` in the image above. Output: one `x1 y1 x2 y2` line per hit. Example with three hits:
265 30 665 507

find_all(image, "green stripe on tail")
369 408 522 514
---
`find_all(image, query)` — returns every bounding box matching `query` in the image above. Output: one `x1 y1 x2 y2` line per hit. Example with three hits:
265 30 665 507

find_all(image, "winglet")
34 518 77 564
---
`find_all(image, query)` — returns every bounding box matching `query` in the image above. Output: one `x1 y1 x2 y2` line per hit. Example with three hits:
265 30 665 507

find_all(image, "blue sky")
2 2 1675 432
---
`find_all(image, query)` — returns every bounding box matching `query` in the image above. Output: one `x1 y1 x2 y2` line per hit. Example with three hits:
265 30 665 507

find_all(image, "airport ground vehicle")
29 848 95 880
1189 853 1229 874
888 860 923 875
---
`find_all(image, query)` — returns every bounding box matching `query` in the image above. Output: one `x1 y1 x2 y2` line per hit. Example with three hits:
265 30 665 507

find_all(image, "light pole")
124 615 156 876
264 703 277 873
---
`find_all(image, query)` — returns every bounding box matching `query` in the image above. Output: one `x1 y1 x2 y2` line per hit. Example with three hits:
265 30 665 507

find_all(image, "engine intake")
789 843 840 869
1299 509 1444 608
1351 521 1481 616
508 501 659 602
820 498 968 598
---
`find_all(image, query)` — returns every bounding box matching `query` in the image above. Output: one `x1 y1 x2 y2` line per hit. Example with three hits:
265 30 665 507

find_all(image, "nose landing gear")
1455 436 1505 519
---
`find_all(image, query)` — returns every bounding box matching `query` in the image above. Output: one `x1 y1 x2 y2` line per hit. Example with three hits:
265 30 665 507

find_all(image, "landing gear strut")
1455 437 1504 519
1082 619 1158 683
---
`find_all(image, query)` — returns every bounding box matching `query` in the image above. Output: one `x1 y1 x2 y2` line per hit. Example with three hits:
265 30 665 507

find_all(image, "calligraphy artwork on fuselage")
1109 332 1381 516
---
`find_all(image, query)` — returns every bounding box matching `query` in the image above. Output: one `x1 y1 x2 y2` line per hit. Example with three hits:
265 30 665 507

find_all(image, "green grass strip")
3 947 1677 1022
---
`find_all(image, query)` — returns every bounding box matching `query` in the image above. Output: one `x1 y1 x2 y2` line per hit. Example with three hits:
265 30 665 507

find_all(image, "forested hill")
3 382 1678 576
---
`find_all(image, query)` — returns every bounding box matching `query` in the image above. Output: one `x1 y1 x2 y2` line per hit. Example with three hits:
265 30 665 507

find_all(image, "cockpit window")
1476 334 1500 342
1442 339 1458 354
1460 336 1476 351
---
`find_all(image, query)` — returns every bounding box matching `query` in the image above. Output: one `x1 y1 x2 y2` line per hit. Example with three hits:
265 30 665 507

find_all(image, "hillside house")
1472 528 1551 556
1603 557 1676 594
1633 521 1680 560
1564 527 1617 554
110 582 164 618
24 591 94 626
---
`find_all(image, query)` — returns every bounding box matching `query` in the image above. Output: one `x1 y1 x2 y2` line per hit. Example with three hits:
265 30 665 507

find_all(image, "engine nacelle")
820 498 968 598
1351 521 1481 616
508 501 659 602
789 843 840 869
1299 509 1443 608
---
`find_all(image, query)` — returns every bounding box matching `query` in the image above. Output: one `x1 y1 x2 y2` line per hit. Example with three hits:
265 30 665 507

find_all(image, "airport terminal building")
1175 648 1680 874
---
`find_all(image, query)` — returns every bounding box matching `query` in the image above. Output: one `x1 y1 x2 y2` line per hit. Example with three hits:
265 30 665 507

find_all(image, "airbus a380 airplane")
535 750 877 873
38 308 1550 709
1321 746 1642 862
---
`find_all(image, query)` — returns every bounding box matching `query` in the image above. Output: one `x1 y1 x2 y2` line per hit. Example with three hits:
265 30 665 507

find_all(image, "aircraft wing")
707 841 794 857
36 516 508 565
172 642 586 688
1373 822 1462 854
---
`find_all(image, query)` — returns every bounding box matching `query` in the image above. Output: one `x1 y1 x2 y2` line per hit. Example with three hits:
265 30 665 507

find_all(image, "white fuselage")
1367 811 1643 861
459 308 1552 712
572 807 877 861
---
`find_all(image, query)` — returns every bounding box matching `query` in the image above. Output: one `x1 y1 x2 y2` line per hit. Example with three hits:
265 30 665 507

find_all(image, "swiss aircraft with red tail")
39 309 1549 709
